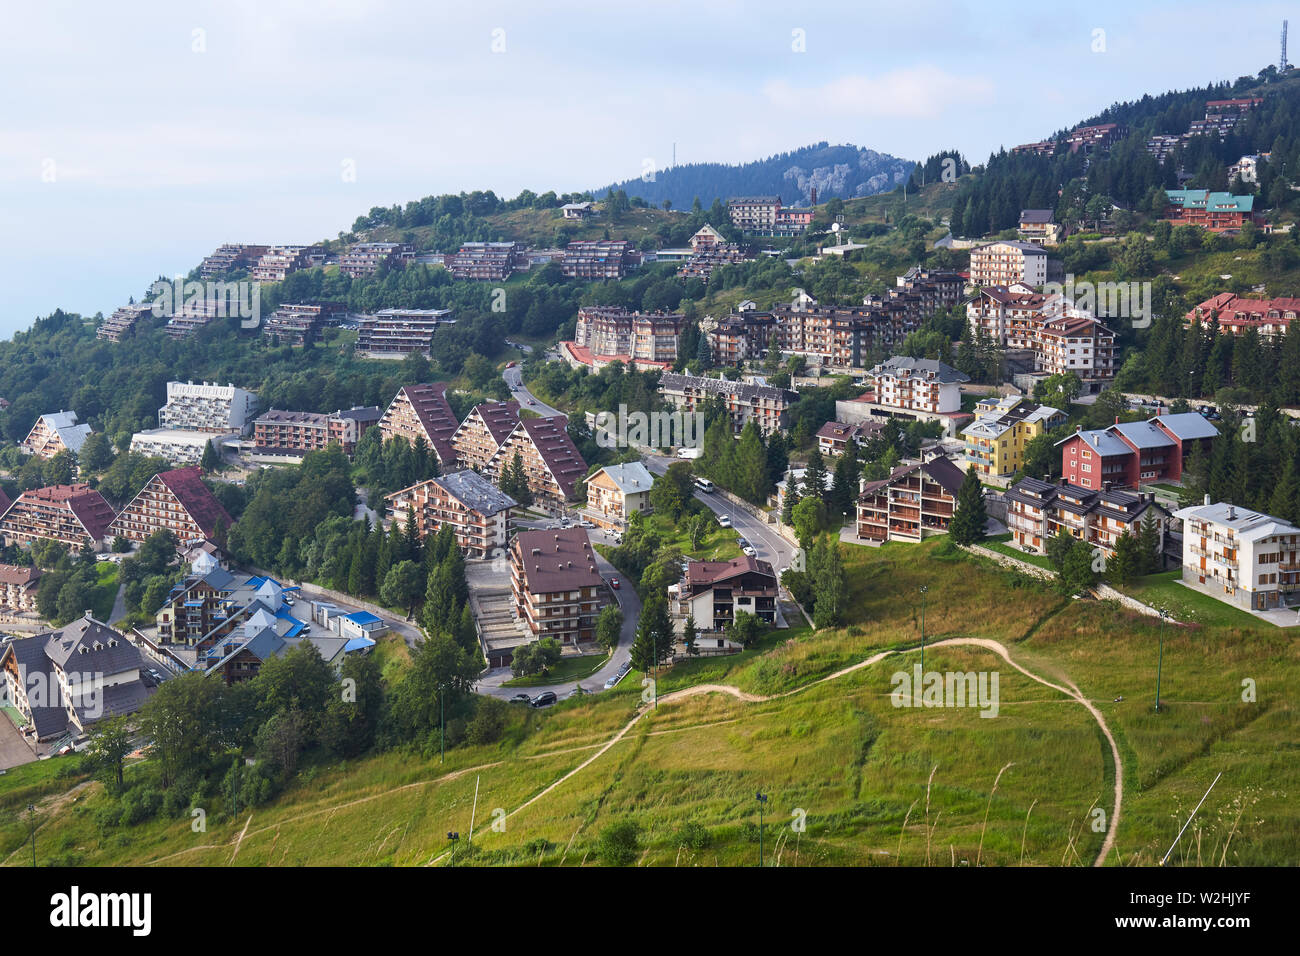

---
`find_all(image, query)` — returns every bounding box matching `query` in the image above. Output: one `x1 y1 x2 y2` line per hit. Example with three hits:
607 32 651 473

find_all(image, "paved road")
644 453 800 576
476 533 640 701
503 363 563 418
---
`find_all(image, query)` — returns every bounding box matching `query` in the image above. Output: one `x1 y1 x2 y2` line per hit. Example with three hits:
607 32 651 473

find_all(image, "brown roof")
513 527 604 592
397 383 459 465
686 554 776 589
158 467 233 539
0 563 40 587
474 401 521 446
859 455 967 500
520 416 587 499
11 483 116 541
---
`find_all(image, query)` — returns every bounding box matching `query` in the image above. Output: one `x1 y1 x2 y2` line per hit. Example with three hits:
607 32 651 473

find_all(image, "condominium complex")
0 564 41 612
967 286 1116 387
485 416 588 509
707 303 914 371
130 429 238 466
1171 500 1300 612
1057 413 1219 491
445 242 528 280
1162 190 1259 232
339 242 413 278
961 396 1066 478
96 302 154 342
107 466 233 544
1063 123 1127 156
510 528 609 647
969 240 1048 288
199 243 270 278
261 303 345 346
20 411 91 460
657 372 795 437
385 469 516 558
856 456 966 543
675 243 752 282
377 383 460 467
561 240 639 280
0 483 116 550
1036 313 1118 382
450 401 520 473
355 308 454 358
158 381 259 434
1006 477 1167 558
727 196 812 236
250 245 323 282
677 555 778 634
571 307 683 365
252 406 382 458
1184 292 1300 339
867 356 969 414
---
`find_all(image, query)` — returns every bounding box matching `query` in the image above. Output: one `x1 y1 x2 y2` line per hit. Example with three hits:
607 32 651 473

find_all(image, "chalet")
675 555 778 641
108 466 233 545
0 564 41 612
378 383 460 468
1006 477 1167 559
856 455 966 543
585 462 654 529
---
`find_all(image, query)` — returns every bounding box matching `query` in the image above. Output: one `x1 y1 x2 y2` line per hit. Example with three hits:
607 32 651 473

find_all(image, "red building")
1057 413 1219 490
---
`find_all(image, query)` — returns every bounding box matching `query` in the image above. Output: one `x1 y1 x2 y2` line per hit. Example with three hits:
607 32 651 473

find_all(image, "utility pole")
440 684 446 763
1155 609 1167 713
919 585 928 671
755 792 768 867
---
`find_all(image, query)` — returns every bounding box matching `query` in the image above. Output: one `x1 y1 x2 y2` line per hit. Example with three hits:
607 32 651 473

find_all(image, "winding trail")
428 637 1123 867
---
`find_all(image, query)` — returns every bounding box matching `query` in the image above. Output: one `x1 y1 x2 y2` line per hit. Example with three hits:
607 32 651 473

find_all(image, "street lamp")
28 804 36 867
755 792 768 867
919 585 929 671
1155 609 1168 713
447 831 460 867
439 683 446 764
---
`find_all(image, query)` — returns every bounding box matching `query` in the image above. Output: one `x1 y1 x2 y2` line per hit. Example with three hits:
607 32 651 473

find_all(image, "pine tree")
630 593 673 672
803 446 829 505
948 465 987 545
200 439 221 473
810 535 846 629
1107 530 1140 586
1136 513 1161 575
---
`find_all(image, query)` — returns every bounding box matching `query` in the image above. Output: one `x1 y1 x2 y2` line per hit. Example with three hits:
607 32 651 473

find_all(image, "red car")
609 578 620 590
506 361 516 368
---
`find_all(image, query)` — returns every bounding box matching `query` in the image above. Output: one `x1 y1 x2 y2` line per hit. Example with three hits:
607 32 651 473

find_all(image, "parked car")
509 693 532 704
530 691 557 708
578 519 594 529
603 674 621 689
565 686 588 699
148 668 163 682
609 577 620 590
717 514 732 528
742 544 757 557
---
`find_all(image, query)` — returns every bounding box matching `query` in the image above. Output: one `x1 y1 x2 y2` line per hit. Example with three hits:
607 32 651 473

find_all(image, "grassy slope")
9 537 1295 867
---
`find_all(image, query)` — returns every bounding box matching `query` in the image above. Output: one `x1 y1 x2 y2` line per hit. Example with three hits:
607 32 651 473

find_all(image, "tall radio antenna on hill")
1282 20 1289 73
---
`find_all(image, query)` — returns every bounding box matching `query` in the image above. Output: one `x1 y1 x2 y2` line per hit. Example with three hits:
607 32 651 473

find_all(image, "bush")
676 821 712 850
466 697 509 746
597 819 642 866
118 785 164 826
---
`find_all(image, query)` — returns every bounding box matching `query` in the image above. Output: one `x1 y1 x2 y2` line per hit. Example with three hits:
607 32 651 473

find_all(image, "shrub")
676 821 712 850
597 819 642 866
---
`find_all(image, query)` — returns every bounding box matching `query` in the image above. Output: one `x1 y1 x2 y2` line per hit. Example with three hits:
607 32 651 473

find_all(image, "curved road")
503 361 563 418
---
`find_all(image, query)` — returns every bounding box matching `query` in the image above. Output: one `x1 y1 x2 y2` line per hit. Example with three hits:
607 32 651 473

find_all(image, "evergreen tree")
802 446 830 505
948 465 987 545
809 535 846 629
630 593 674 672
1107 530 1141 586
200 439 221 473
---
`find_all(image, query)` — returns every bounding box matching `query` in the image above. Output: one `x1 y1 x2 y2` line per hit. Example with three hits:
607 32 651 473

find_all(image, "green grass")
1122 570 1278 631
979 536 1055 570
89 562 120 622
13 538 1300 867
503 652 611 687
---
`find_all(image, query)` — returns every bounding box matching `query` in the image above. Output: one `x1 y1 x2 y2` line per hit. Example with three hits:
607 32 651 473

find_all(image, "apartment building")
187 575 307 664
0 564 41 612
1012 140 1058 157
378 383 460 468
252 406 382 458
1005 477 1167 559
728 196 782 234
970 241 1048 288
1036 314 1117 383
675 243 752 282
967 286 1116 387
0 483 115 550
1018 209 1063 244
97 302 154 342
261 302 345 346
199 243 270 278
451 401 520 473
708 303 917 372
1057 413 1219 491
1162 190 1259 232
561 240 639 280
1171 500 1300 612
155 552 237 645
130 429 237 466
816 419 886 458
385 469 516 558
961 397 1066 478
20 411 91 460
967 284 1048 346
445 242 528 280
107 466 233 545
856 455 966 543
677 555 778 636
572 307 684 365
1229 153 1269 184
485 416 588 510
1064 123 1127 156
163 299 227 340
158 381 258 434
585 461 654 529
355 308 454 358
1185 292 1300 339
0 613 153 742
657 372 795 437
510 528 608 647
250 245 323 282
868 356 968 414
893 265 967 313
339 242 413 278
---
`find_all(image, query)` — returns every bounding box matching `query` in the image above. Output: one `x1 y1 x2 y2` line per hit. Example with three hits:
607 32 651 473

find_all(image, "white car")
742 544 757 557
717 514 732 528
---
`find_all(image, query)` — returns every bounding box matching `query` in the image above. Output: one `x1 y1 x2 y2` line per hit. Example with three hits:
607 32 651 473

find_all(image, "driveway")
0 712 36 770
476 536 640 700
503 364 563 418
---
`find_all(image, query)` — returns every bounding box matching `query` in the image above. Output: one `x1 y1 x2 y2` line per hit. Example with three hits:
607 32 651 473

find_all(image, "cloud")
763 67 995 120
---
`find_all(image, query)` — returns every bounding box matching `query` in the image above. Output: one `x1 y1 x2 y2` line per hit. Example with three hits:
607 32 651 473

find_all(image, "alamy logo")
1042 274 1152 328
890 664 1000 718
594 404 703 450
149 278 261 328
50 886 151 936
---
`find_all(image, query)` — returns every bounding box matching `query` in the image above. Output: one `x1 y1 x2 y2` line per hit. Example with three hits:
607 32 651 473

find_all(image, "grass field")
503 652 610 688
10 537 1297 867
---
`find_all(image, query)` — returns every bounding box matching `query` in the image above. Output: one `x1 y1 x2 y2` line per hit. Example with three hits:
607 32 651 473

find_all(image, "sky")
0 0 1289 338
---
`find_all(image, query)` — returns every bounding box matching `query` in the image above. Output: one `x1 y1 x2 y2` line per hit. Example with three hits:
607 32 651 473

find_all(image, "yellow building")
961 396 1066 478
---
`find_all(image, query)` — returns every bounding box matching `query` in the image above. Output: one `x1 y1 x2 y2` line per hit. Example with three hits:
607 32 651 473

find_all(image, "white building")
158 381 258 434
970 241 1048 288
1171 500 1300 612
867 356 968 414
130 429 239 465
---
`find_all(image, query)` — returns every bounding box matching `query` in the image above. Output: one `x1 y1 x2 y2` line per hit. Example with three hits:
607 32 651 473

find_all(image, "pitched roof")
432 469 517 516
1171 501 1300 541
468 401 521 446
685 554 776 588
520 416 587 500
860 455 967 499
1150 412 1219 441
1055 428 1131 457
871 355 970 384
33 411 92 455
0 563 40 587
390 383 459 465
156 466 234 539
44 615 143 676
593 461 654 495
